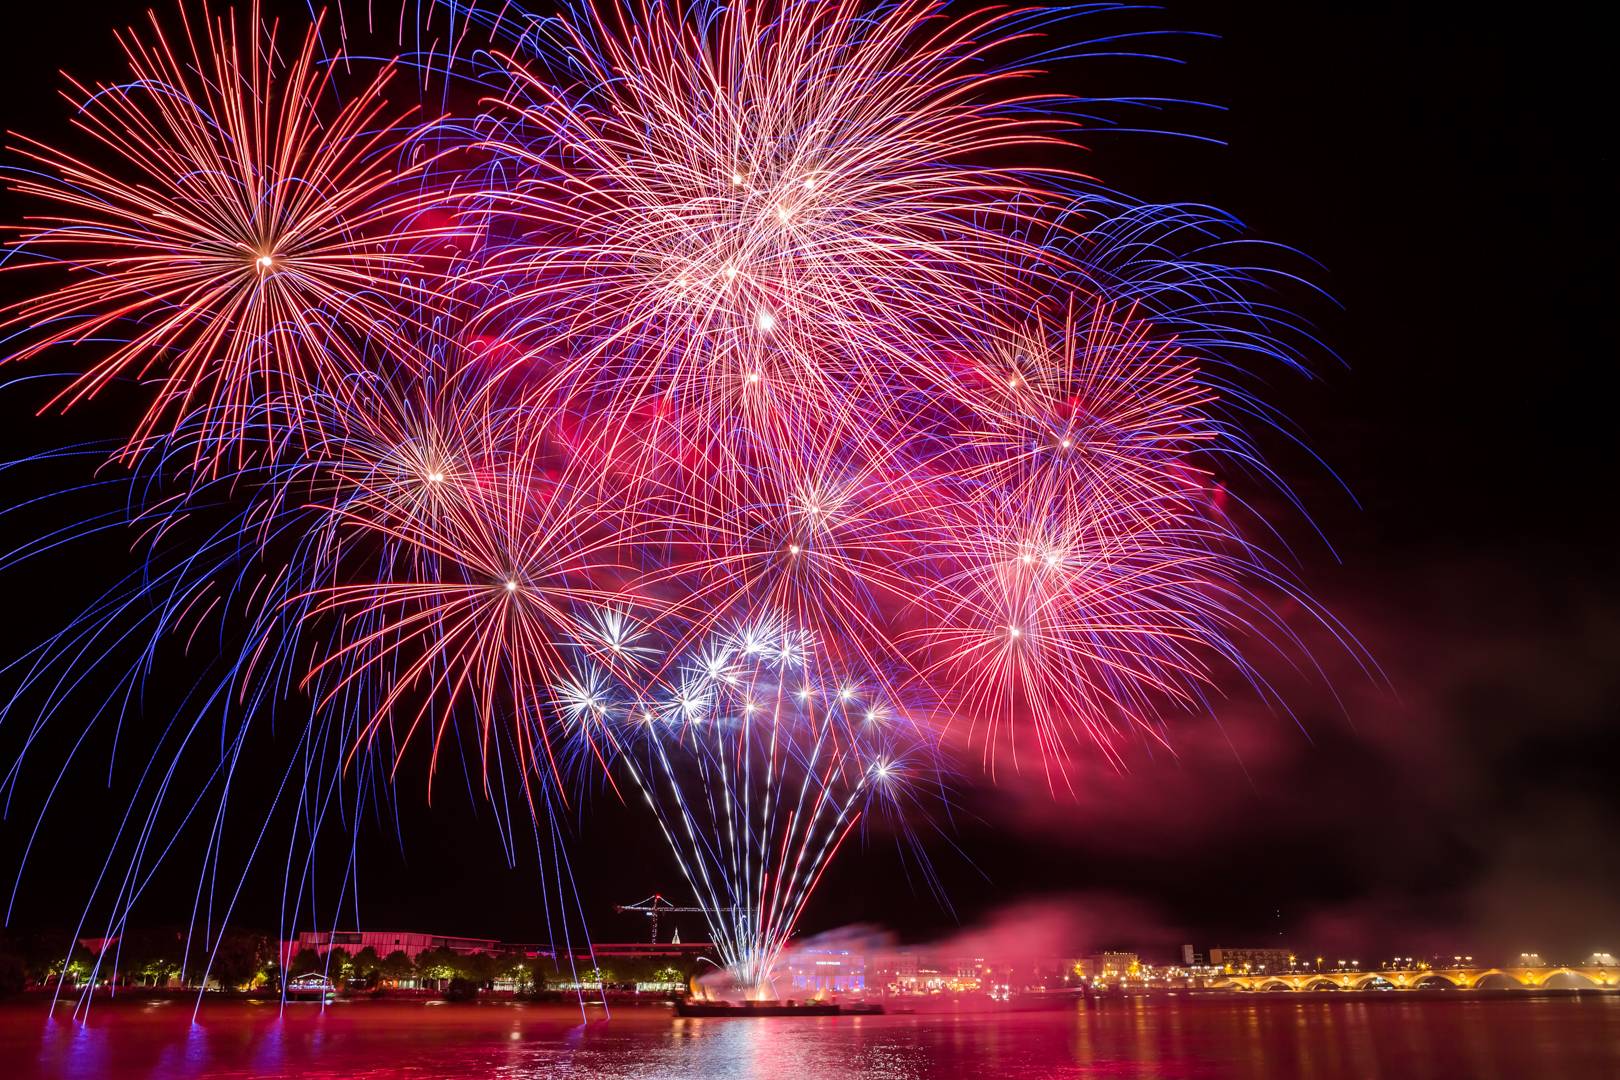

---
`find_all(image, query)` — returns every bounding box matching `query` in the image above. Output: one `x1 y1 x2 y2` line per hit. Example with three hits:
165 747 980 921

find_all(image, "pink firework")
292 374 634 800
899 306 1269 789
949 300 1222 522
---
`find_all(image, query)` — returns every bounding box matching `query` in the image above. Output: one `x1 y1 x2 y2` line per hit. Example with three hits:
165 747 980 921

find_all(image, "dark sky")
0 2 1613 961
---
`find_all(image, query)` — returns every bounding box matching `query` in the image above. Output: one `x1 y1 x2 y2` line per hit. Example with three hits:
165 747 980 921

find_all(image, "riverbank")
6 980 1616 1015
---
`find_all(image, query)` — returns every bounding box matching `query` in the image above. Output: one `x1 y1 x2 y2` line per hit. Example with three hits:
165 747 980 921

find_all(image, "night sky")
0 2 1613 961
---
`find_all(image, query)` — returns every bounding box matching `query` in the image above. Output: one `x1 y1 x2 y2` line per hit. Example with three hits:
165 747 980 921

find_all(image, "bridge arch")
1256 979 1293 992
1537 968 1601 989
1470 969 1527 990
1409 972 1462 989
1302 977 1340 991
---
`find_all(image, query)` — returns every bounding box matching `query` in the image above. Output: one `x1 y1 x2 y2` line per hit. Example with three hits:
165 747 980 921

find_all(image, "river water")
5 995 1619 1078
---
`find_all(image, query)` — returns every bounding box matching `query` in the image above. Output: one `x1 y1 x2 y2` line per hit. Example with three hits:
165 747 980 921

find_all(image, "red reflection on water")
5 996 1620 1079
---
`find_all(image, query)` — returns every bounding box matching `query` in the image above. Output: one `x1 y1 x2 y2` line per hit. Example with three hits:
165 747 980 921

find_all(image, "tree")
10 931 83 986
500 956 548 993
51 943 97 988
0 951 24 998
326 947 353 983
207 930 273 990
110 928 185 988
461 951 498 989
138 955 182 988
378 950 416 986
351 946 381 987
0 932 26 997
287 947 326 987
612 956 668 986
415 946 461 990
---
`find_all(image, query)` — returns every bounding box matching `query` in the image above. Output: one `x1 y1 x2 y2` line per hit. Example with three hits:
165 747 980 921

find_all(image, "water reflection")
4 995 1618 1079
251 1017 286 1075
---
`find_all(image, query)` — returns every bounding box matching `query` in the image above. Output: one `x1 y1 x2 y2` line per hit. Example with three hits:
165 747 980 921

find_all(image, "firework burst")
291 373 635 801
0 3 448 468
455 0 1076 462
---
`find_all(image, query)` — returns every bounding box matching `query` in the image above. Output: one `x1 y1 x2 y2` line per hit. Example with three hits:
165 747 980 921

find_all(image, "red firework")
0 3 450 468
293 374 634 799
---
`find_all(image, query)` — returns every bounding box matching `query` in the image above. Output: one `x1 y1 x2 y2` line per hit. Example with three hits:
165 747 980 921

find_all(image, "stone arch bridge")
1216 965 1617 992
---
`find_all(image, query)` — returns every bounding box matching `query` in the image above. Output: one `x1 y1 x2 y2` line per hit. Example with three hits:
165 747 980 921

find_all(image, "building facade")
1207 946 1296 974
786 946 865 996
285 930 506 962
284 931 714 962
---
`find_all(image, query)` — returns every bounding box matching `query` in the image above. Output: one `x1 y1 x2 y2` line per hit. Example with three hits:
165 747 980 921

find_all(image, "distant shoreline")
5 985 1617 1016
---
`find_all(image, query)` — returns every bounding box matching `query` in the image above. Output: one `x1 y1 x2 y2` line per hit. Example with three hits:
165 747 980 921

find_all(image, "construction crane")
615 894 743 944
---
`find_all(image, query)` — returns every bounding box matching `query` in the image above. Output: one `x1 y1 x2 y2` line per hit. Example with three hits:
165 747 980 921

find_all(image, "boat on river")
283 974 337 1002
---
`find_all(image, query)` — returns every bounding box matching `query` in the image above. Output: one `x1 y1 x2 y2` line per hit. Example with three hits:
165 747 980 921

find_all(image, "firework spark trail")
276 361 645 809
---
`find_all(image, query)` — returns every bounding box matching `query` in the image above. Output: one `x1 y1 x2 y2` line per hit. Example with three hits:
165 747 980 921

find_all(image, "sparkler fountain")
556 614 930 999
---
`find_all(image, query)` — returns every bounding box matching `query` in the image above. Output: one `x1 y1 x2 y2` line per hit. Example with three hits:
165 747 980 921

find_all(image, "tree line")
1 928 694 997
285 946 690 994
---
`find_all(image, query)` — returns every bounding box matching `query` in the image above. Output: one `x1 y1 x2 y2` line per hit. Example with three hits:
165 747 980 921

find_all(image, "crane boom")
615 894 745 943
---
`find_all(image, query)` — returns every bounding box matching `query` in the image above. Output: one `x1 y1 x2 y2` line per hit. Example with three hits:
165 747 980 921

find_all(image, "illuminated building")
285 930 507 963
1207 947 1295 974
786 947 865 996
871 950 987 994
1081 952 1140 981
